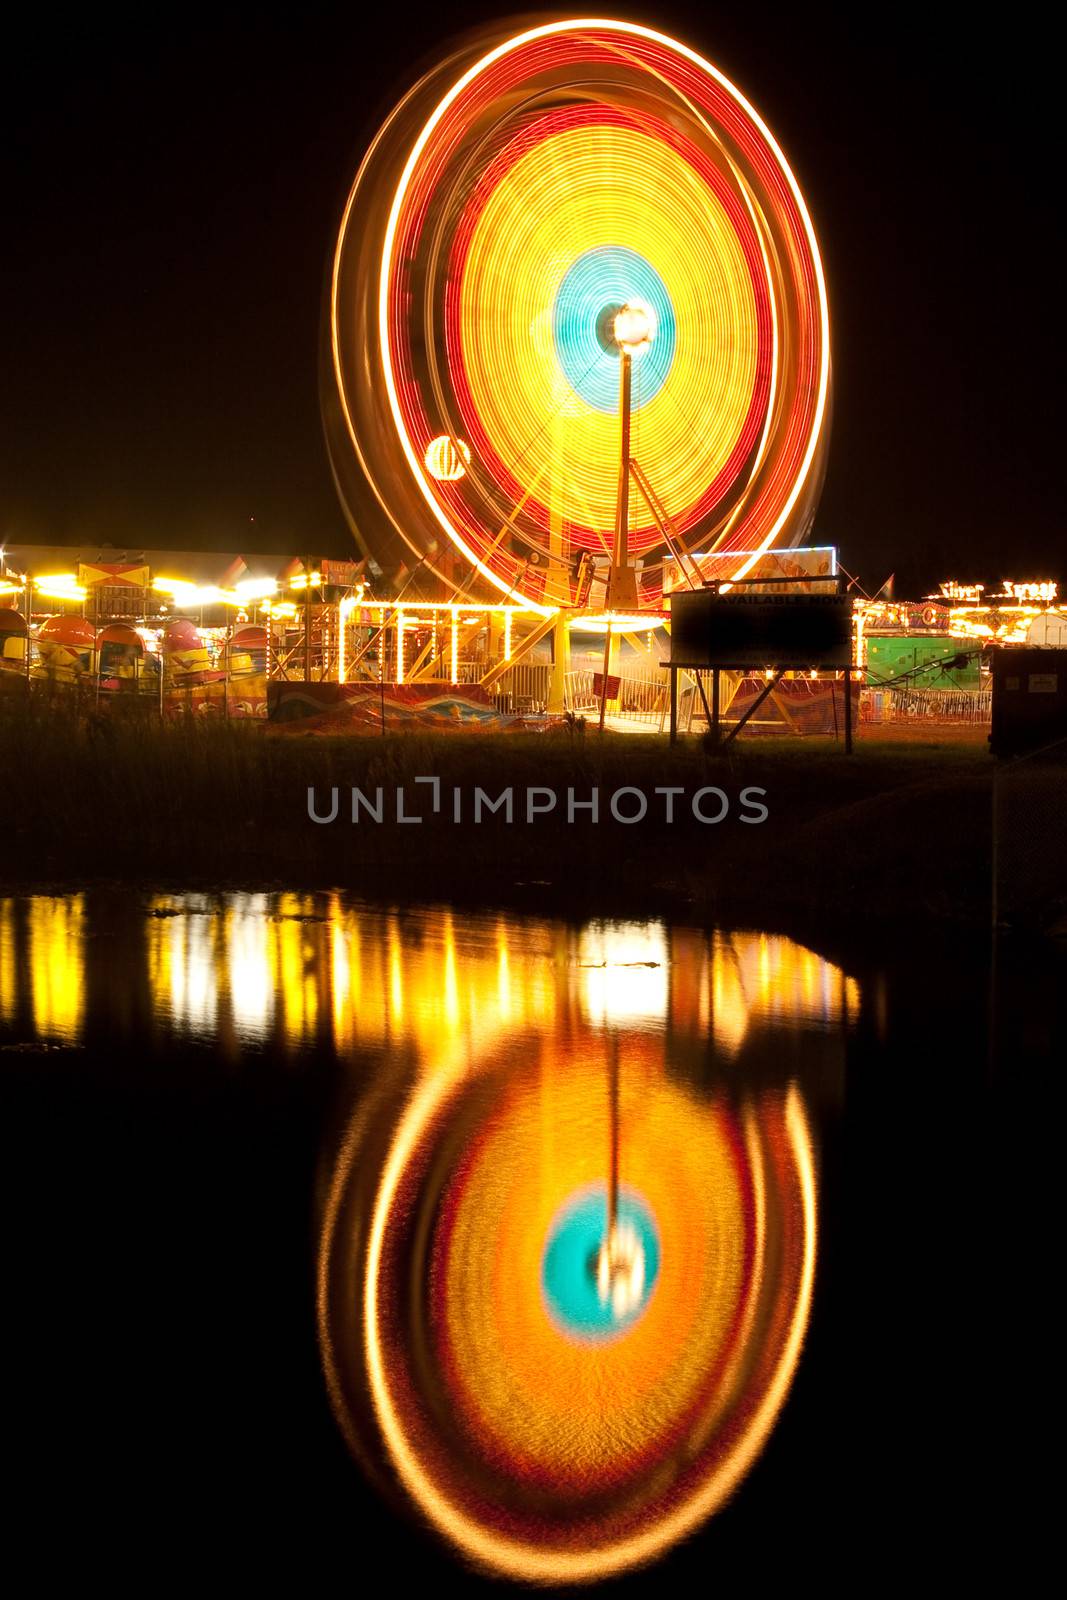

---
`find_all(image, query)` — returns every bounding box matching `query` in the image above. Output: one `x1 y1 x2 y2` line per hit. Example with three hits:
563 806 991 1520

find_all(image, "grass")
0 688 1040 931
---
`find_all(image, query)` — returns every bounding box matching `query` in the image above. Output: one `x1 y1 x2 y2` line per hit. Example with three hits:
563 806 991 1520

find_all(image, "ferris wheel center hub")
606 564 641 612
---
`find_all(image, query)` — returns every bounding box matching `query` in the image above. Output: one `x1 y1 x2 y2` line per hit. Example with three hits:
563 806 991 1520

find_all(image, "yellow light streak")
337 592 361 684
29 895 85 1040
155 577 274 609
570 612 667 633
33 574 87 602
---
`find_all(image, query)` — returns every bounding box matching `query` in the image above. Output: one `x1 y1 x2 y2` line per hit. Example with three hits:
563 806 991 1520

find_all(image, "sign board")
663 545 837 596
593 671 621 700
669 590 853 670
321 558 362 587
78 563 150 589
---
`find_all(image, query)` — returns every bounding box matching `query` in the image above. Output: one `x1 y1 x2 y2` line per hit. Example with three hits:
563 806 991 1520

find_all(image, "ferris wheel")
325 18 830 611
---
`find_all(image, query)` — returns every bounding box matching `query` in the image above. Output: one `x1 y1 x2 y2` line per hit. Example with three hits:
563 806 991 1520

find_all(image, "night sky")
2 2 1060 596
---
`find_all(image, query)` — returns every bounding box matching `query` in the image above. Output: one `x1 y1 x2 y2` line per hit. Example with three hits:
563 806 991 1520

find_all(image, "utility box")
990 647 1067 756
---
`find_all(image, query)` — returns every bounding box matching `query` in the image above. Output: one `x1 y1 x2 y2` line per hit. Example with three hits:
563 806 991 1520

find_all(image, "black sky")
2 1 1062 595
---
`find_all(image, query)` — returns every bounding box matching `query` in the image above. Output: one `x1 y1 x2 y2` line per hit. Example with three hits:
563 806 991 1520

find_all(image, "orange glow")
344 1062 816 1583
308 908 851 1580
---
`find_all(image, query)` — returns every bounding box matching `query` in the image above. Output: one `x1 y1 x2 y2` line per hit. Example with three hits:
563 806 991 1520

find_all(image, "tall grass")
0 687 1001 925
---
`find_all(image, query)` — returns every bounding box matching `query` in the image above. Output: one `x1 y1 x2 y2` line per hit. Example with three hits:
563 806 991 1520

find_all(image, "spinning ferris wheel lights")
326 17 831 616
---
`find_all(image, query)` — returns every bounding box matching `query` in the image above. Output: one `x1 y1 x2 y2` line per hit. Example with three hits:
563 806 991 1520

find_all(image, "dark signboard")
669 589 853 670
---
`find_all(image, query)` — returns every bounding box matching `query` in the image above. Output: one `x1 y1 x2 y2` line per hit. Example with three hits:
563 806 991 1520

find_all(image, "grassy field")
2 690 1037 931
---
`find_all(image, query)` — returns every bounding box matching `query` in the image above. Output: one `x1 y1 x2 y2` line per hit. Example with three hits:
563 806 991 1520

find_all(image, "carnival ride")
3 19 1060 734
1 553 1060 732
324 16 832 703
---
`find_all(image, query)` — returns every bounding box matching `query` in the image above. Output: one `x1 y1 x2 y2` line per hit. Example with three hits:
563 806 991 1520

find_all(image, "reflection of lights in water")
0 900 14 1027
542 1187 659 1341
597 1219 647 1320
442 912 460 1030
320 1029 819 1584
0 890 844 1580
3 896 861 1061
28 895 84 1040
226 894 274 1039
147 900 218 1036
676 928 862 1058
272 893 321 1042
579 921 669 1024
496 923 510 1014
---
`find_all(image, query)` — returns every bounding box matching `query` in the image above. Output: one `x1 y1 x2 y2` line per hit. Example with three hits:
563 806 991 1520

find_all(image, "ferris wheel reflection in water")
0 889 853 1581
313 908 846 1585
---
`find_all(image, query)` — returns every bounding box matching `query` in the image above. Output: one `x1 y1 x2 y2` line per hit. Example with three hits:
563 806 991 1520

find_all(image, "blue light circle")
552 247 676 413
541 1184 660 1342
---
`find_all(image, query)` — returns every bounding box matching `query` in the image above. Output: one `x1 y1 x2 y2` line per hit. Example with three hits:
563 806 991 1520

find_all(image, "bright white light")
234 577 277 601
425 435 472 481
569 613 666 634
613 300 656 354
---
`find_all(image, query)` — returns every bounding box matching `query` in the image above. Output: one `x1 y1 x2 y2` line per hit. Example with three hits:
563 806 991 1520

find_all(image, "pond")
1 890 1046 1585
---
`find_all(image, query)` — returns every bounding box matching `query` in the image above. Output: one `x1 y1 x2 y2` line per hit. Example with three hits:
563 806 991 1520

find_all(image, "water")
1 889 1052 1584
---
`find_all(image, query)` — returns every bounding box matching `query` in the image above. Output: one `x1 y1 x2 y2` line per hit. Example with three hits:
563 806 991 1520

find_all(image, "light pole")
599 302 653 729
605 301 652 613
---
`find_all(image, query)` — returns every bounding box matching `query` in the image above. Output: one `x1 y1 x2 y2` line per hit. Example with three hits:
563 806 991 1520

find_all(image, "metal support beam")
844 666 853 754
629 457 700 590
479 612 558 690
303 554 312 682
408 614 494 684
721 669 786 745
606 349 639 612
694 669 714 729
